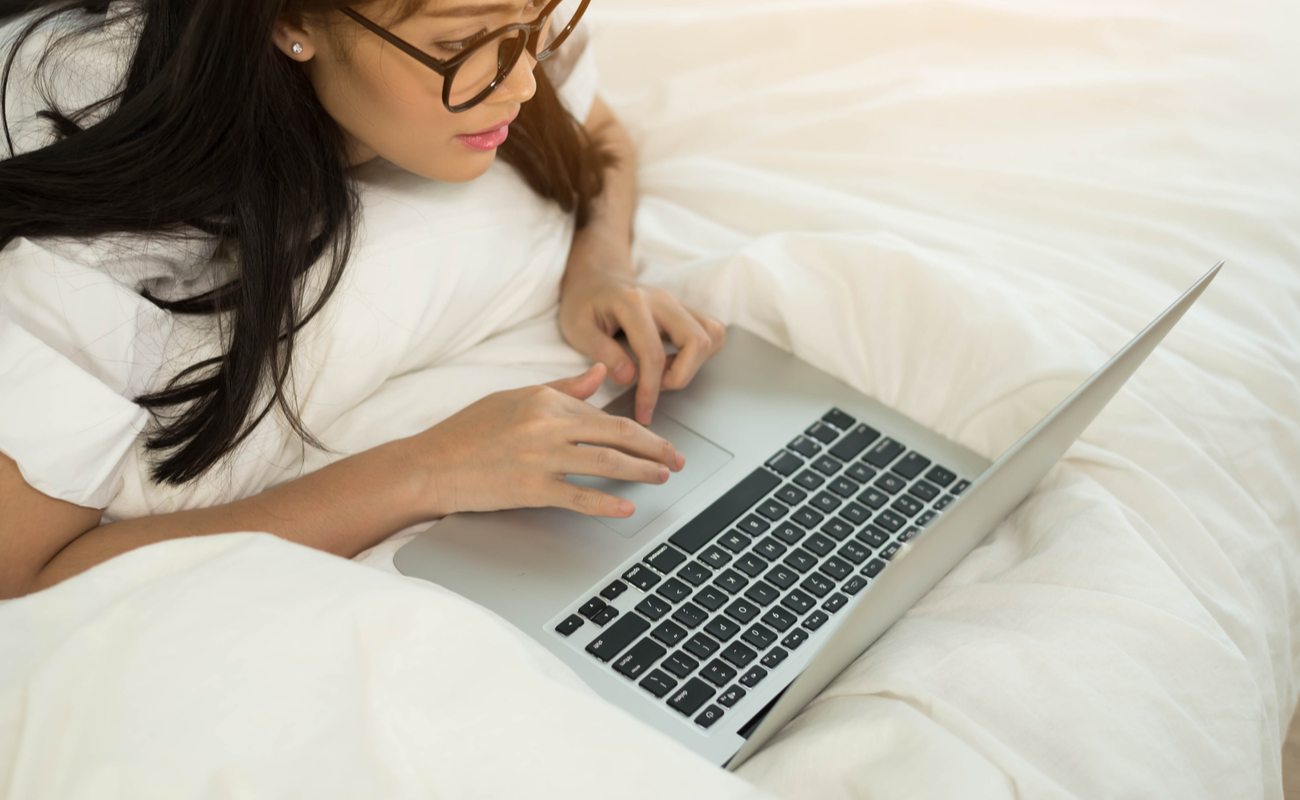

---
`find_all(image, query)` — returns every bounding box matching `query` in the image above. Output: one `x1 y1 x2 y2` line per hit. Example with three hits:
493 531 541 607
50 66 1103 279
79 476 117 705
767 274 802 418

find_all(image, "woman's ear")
271 18 316 61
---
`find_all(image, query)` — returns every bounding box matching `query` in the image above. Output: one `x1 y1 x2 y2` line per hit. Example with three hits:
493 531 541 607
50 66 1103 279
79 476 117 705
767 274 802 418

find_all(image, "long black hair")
0 0 615 485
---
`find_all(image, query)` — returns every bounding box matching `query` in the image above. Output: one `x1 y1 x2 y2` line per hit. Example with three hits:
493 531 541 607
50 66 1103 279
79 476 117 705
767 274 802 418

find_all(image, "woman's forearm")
564 99 639 286
31 436 434 592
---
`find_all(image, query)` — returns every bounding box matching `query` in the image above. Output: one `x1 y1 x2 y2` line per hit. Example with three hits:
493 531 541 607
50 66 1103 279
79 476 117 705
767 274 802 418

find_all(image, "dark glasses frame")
340 0 590 113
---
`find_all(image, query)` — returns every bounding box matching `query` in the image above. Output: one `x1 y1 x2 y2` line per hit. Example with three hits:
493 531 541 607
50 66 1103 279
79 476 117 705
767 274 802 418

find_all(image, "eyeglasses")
341 0 590 113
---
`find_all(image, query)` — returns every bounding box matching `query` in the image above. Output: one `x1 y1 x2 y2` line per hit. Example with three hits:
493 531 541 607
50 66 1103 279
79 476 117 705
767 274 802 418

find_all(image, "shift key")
586 613 650 662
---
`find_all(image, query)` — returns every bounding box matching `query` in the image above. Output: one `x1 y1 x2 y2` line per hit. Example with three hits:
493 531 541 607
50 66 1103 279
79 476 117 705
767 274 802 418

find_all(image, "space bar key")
668 468 781 554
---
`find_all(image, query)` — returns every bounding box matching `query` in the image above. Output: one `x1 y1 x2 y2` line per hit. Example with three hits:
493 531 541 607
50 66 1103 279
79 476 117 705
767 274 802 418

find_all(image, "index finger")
618 299 667 426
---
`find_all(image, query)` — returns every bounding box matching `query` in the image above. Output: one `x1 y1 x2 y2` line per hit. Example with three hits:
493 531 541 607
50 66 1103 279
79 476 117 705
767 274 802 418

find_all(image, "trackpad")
566 409 732 538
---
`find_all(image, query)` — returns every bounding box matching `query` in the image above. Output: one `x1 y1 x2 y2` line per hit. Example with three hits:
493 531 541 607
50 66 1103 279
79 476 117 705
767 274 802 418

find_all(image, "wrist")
379 433 454 521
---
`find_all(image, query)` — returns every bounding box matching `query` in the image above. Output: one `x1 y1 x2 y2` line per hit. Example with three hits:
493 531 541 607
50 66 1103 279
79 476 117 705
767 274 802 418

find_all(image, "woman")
0 0 726 598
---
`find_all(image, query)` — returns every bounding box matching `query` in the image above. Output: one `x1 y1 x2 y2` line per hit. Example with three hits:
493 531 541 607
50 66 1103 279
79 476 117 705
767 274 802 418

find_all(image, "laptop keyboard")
552 407 970 732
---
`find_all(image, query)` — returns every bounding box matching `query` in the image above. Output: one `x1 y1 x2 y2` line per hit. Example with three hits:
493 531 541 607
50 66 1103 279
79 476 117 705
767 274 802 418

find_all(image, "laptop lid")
725 262 1223 769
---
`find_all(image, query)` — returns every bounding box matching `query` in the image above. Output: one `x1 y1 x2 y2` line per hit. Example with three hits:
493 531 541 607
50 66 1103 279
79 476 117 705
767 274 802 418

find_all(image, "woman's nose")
494 45 538 105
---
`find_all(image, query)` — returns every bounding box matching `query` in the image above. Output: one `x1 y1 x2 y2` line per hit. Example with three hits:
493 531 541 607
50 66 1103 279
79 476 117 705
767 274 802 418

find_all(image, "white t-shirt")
0 3 600 517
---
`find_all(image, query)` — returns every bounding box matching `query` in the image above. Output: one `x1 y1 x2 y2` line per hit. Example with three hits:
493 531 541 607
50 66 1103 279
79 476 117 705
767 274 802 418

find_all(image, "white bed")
3 0 1299 797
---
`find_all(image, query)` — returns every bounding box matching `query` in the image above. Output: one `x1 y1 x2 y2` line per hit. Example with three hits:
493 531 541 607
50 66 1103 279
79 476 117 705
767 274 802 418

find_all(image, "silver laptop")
395 262 1222 769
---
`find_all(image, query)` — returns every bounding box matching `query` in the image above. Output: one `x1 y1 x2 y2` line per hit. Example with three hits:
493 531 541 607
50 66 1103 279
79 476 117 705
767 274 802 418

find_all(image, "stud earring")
291 42 304 55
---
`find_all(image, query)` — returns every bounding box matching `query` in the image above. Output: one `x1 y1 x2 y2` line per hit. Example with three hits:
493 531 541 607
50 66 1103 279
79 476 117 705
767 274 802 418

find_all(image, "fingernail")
657 466 670 482
675 453 686 469
619 500 635 516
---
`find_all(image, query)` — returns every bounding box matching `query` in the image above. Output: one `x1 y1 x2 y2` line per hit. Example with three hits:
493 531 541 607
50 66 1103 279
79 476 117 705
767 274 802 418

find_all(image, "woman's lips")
456 123 510 151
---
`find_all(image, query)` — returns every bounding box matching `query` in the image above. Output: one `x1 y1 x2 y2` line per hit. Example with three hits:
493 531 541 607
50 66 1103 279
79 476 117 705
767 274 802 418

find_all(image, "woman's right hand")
407 362 685 519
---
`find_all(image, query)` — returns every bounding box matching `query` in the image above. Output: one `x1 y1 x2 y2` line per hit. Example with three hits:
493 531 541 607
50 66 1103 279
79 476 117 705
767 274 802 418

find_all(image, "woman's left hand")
558 267 726 427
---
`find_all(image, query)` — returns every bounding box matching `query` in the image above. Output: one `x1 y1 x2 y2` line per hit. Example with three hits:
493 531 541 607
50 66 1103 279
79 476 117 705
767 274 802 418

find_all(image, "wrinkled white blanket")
4 0 1299 797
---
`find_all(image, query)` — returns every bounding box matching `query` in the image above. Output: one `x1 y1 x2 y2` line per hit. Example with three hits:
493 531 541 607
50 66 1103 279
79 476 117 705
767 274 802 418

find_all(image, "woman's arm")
563 95 639 282
2 435 430 598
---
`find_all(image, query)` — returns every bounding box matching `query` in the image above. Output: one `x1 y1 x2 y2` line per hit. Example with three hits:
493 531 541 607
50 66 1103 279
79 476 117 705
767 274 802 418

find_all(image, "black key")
862 559 886 578
669 468 781 554
898 526 920 542
672 602 709 629
787 436 820 458
668 677 716 716
700 544 733 569
828 477 859 498
718 530 751 553
579 597 608 621
761 606 798 632
952 479 971 495
738 514 771 536
696 585 729 611
716 568 750 593
838 502 870 526
819 556 853 581
646 543 687 574
881 542 902 560
639 669 678 699
934 494 957 510
684 632 721 660
755 537 788 561
892 451 932 480
843 576 868 595
781 629 809 650
695 704 725 729
586 613 650 662
622 564 662 591
742 623 777 650
777 484 808 506
856 487 888 510
592 606 620 626
874 472 907 495
925 465 957 487
613 637 666 679
803 532 835 557
857 525 889 548
635 594 672 621
739 666 768 688
766 450 803 477
662 650 699 678
655 577 693 603
811 455 843 476
600 580 627 600
794 470 825 491
702 659 738 686
828 423 880 461
838 540 870 564
800 573 834 598
802 610 829 631
780 589 815 614
651 620 688 647
876 509 906 533
791 505 825 528
733 553 768 578
805 421 839 445
743 580 780 606
907 480 940 502
822 408 857 430
822 592 848 613
863 437 905 468
555 614 584 636
917 510 938 527
704 616 742 642
717 685 746 707
891 495 923 518
760 647 788 669
678 561 713 586
811 491 842 513
783 548 818 573
722 641 758 668
723 599 760 624
845 462 877 483
757 499 789 521
765 565 798 589
821 518 853 541
773 522 806 545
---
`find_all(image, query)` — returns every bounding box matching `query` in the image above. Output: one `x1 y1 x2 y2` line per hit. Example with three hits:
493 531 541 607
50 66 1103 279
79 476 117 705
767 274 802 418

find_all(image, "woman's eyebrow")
422 2 519 17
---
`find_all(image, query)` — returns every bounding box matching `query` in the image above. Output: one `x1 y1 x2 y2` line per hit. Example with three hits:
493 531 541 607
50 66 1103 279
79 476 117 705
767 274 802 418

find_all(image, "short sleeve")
542 2 599 123
0 237 172 508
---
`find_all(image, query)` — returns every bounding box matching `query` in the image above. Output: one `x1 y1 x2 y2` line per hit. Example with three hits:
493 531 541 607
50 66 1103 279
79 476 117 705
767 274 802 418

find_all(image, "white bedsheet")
4 0 1299 797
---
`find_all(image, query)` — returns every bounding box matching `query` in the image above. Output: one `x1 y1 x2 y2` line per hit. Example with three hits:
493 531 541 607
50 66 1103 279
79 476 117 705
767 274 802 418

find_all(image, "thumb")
546 362 607 400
